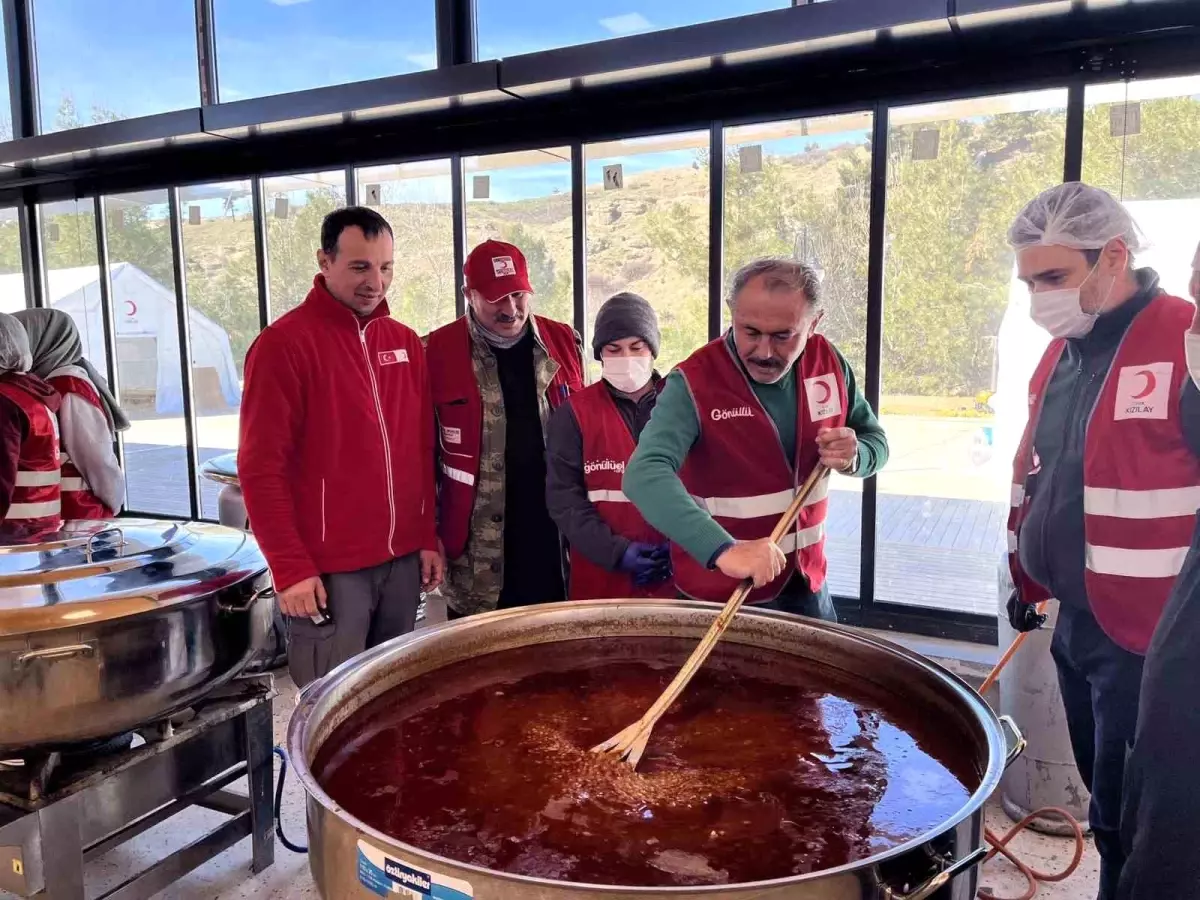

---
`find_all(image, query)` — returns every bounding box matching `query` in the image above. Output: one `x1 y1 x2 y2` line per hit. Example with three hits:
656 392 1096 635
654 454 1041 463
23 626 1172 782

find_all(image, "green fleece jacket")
623 334 888 567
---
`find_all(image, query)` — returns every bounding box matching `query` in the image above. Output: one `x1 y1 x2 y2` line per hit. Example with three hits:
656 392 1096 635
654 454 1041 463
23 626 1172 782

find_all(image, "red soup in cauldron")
313 636 979 888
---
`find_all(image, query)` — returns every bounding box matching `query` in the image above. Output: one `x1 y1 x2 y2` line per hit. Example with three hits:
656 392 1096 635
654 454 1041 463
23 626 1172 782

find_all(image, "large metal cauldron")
289 601 1022 900
0 518 273 753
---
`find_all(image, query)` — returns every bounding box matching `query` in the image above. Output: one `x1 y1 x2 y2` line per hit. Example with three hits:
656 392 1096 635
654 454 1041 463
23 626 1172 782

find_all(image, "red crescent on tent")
124 300 137 316
815 381 832 404
1132 370 1156 400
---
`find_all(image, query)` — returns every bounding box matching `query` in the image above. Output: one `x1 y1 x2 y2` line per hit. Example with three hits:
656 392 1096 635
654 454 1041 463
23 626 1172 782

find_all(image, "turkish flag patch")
378 349 409 366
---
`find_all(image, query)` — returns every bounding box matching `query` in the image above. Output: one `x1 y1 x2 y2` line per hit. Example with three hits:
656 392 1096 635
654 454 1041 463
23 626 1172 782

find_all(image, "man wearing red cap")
426 239 586 617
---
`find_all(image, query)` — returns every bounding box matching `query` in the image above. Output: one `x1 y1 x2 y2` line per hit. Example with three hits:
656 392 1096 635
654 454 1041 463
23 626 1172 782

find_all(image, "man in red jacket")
239 207 443 687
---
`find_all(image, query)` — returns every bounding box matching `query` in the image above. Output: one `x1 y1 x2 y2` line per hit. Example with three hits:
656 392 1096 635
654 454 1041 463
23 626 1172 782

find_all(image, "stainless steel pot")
289 600 1023 900
0 519 273 753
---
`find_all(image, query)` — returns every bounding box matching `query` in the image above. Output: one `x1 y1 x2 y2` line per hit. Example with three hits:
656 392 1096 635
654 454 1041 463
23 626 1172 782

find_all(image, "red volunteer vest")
566 381 673 601
1008 293 1200 654
48 373 114 519
0 380 61 529
674 335 846 603
427 315 585 559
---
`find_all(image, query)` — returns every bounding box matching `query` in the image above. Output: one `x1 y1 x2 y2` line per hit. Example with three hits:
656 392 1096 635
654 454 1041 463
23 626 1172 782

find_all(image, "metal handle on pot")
1000 714 1027 769
84 526 125 563
219 585 275 614
16 643 96 667
883 846 988 900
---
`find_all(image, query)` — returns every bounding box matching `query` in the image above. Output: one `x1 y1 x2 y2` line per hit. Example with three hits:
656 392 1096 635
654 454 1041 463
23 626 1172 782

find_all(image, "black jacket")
545 375 661 571
1018 269 1200 609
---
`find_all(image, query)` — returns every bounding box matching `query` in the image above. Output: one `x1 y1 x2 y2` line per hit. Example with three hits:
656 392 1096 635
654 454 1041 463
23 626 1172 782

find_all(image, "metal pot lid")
199 452 239 486
0 518 268 636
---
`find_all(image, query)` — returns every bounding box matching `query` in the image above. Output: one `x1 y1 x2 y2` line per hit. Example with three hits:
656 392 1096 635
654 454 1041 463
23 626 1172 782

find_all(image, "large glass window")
586 132 708 372
39 199 110 376
33 0 199 131
264 171 347 321
103 191 189 517
178 182 255 520
724 112 873 599
213 0 437 101
0 209 26 312
879 90 1068 615
0 24 10 140
477 1 789 58
1082 74 1200 300
464 149 574 326
357 161 456 338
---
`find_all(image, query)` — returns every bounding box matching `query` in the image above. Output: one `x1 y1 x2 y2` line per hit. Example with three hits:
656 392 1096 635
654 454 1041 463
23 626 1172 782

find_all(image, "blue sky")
30 0 789 127
25 0 851 206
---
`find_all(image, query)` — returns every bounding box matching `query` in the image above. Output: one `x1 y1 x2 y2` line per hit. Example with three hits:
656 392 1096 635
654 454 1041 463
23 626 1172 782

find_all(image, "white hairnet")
1008 181 1144 253
0 312 32 375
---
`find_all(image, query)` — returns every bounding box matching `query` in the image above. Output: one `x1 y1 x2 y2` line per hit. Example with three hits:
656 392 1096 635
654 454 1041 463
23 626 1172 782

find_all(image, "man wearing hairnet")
1116 240 1200 900
1004 183 1200 900
0 312 62 530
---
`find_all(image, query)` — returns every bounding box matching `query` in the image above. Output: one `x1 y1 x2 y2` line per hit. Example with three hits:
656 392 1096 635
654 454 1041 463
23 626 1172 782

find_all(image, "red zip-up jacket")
239 276 437 593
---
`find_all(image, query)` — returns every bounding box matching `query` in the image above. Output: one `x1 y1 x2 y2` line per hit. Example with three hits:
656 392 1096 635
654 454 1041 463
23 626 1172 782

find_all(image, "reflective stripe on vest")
1086 544 1190 580
440 464 476 487
6 499 61 519
587 489 629 504
62 477 87 492
1083 485 1200 520
693 479 829 520
15 469 60 487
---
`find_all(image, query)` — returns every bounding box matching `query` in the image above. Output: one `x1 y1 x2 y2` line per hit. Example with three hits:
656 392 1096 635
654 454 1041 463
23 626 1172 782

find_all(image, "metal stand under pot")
0 677 276 899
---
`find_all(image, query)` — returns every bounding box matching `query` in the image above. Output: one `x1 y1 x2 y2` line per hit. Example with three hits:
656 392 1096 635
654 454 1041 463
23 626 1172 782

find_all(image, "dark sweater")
493 330 566 607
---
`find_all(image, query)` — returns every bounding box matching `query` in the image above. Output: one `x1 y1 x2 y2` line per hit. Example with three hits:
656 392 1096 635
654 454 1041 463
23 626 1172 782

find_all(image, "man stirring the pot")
239 207 443 688
1003 184 1200 900
426 239 586 619
623 257 888 619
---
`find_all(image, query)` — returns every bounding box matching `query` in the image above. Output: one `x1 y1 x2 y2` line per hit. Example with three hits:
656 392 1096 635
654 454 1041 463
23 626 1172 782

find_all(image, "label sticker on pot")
357 841 474 898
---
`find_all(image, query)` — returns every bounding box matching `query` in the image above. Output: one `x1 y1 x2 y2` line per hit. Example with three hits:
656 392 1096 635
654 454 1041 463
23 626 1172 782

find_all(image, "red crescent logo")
815 381 832 404
1132 369 1156 400
124 300 137 316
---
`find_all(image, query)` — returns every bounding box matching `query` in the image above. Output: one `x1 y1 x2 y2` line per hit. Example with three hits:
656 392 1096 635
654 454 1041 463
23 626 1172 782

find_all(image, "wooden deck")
124 444 1006 618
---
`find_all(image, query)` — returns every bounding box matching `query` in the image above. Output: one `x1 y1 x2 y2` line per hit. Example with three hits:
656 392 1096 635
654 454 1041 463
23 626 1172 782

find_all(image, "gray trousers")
287 553 421 688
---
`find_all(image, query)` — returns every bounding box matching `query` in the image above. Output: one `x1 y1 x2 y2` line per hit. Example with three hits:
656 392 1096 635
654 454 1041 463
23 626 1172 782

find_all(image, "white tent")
991 197 1200 469
0 262 242 415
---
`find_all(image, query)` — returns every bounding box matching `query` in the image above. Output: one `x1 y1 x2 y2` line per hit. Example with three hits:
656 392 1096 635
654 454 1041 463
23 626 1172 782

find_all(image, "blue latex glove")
623 542 672 586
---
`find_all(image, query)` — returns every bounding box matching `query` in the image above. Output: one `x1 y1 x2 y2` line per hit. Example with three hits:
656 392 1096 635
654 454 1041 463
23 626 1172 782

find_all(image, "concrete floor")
29 665 1098 900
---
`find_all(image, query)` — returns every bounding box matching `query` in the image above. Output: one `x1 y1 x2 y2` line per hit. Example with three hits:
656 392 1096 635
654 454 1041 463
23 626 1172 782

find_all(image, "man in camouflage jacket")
425 240 586 616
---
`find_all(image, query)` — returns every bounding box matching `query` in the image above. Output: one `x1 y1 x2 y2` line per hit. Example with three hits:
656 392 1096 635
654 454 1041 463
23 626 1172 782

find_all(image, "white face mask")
1029 260 1116 339
1186 332 1200 389
601 355 654 394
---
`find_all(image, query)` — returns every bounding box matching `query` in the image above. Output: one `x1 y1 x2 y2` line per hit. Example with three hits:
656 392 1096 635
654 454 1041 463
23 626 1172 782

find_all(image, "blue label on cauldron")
357 841 474 899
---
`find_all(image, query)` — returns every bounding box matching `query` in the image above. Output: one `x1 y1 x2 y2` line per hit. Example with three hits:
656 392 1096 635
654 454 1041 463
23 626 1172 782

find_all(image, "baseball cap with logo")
463 239 533 303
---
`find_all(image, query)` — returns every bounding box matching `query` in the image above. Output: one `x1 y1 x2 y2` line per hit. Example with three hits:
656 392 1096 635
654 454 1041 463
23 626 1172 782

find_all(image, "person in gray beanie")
545 292 672 600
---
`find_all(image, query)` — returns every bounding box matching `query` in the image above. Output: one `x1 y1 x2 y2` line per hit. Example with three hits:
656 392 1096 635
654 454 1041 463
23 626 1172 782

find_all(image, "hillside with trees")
7 91 1199 405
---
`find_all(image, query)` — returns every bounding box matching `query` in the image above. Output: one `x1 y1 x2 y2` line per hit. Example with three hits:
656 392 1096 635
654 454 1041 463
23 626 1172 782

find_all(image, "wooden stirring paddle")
592 464 831 769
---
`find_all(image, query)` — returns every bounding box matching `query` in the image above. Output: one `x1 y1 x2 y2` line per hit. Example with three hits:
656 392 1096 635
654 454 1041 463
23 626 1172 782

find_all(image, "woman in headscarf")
0 311 61 528
13 308 127 519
